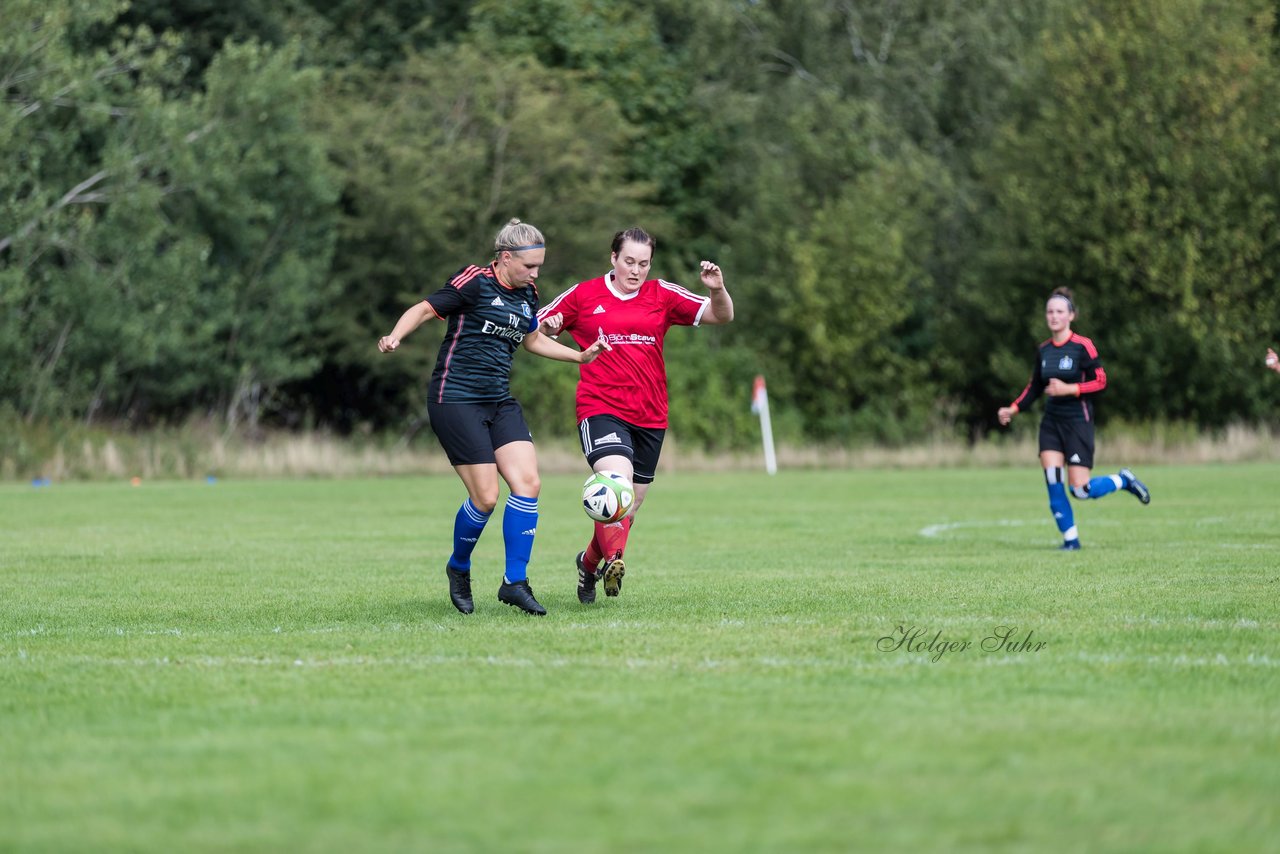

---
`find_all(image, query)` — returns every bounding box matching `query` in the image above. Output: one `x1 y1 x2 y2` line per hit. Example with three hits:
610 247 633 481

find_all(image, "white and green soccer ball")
581 470 635 523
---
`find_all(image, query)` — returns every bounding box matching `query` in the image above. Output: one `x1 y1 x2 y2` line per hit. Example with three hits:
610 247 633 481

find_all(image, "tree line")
4 0 1280 449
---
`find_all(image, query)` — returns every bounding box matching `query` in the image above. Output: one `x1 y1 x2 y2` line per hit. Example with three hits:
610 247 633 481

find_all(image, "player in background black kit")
997 287 1149 550
378 219 610 615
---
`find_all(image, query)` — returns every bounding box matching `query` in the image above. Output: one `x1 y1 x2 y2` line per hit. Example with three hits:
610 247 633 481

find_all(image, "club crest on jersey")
1058 355 1074 370
521 303 531 317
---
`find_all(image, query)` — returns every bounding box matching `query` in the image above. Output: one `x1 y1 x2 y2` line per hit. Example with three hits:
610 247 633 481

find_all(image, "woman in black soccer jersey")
378 219 609 615
997 287 1150 550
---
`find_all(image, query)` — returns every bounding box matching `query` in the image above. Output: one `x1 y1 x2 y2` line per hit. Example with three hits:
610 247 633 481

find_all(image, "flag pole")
752 375 777 475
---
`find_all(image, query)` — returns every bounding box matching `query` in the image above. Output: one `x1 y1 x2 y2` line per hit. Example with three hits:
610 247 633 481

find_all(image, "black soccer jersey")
424 264 539 404
1010 333 1107 423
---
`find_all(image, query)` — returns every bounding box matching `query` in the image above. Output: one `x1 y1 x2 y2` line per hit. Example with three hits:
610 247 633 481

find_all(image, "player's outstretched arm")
378 301 437 352
522 329 611 364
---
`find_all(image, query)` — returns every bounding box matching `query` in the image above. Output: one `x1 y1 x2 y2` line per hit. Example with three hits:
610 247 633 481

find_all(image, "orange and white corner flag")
751 375 777 475
751 375 766 414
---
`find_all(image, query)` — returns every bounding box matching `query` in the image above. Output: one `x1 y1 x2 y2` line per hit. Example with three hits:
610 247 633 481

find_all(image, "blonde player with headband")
379 219 610 615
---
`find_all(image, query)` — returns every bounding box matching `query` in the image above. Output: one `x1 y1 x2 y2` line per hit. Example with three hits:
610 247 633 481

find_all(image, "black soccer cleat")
1059 539 1082 551
601 557 625 597
498 579 547 616
1119 468 1150 505
446 564 474 614
576 551 598 605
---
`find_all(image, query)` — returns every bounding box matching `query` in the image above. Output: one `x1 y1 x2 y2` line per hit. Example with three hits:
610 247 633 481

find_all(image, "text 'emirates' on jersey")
424 264 539 404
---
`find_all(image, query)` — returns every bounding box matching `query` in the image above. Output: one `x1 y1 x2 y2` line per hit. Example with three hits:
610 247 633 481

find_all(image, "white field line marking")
7 650 1277 671
919 519 1034 538
1112 615 1271 630
1071 652 1280 668
9 617 818 641
918 517 1269 540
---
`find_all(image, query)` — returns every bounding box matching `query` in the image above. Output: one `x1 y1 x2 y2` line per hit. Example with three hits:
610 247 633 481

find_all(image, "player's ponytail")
1048 286 1076 314
611 227 656 256
494 219 545 255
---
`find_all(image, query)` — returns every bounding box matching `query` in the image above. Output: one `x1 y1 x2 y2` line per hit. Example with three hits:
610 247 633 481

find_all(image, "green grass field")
2 465 1278 852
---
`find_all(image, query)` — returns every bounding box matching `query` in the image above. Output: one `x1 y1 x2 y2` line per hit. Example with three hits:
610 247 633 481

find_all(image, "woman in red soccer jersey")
997 287 1149 550
537 227 734 603
378 219 609 616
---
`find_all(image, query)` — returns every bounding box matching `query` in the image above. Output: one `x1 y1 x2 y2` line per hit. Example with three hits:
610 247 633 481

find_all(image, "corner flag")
752 375 777 475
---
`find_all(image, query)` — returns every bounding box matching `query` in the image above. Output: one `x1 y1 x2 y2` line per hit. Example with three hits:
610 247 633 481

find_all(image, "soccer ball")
581 470 635 523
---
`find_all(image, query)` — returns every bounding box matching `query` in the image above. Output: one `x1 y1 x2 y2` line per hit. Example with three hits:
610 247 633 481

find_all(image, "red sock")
584 525 605 569
586 516 636 568
599 516 634 562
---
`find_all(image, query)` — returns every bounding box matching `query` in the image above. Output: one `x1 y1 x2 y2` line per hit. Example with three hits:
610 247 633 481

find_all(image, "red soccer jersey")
538 271 710 427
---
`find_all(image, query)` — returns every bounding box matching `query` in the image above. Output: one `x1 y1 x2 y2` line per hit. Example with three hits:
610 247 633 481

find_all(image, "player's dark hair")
611 227 656 257
1048 287 1075 314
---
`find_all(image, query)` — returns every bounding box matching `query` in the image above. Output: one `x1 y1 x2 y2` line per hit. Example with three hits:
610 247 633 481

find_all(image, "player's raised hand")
699 261 724 290
378 336 400 353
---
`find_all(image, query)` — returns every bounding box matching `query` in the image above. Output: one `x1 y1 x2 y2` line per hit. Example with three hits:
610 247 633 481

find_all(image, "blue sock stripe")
506 495 538 513
463 499 492 523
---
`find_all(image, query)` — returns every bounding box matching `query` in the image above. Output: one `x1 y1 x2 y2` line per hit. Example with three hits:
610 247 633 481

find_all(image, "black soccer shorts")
578 414 666 484
427 398 532 466
1038 415 1095 469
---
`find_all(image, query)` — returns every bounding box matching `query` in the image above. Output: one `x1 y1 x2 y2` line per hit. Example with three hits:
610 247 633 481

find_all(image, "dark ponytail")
1048 287 1075 314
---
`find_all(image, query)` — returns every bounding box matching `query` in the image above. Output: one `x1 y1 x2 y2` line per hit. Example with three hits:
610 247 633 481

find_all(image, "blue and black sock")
501 494 538 584
1070 474 1122 500
448 498 491 573
1045 467 1079 544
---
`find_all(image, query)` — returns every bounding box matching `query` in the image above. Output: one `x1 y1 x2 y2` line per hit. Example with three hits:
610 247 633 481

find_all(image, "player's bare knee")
510 474 540 497
471 493 499 514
